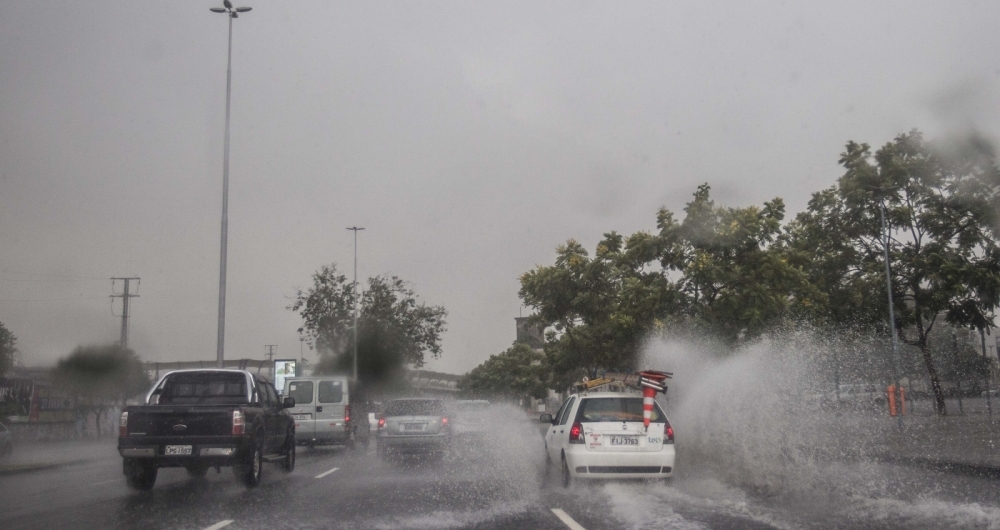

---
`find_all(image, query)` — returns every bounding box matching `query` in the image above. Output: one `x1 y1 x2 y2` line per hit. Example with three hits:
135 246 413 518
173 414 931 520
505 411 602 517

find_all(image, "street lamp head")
223 0 233 8
231 12 238 18
210 7 226 12
236 7 252 12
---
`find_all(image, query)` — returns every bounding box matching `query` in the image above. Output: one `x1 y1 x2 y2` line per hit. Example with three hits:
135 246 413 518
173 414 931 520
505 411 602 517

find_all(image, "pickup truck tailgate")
128 407 233 436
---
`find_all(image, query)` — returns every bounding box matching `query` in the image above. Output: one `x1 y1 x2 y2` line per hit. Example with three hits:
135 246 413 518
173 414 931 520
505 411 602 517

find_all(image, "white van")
283 376 368 448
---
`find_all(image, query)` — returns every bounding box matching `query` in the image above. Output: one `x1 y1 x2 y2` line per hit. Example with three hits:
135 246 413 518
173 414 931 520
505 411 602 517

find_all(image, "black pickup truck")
118 369 296 490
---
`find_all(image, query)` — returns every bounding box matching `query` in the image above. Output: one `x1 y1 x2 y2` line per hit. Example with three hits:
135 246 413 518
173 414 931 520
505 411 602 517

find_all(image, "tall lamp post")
347 227 365 381
878 198 905 428
210 1 252 368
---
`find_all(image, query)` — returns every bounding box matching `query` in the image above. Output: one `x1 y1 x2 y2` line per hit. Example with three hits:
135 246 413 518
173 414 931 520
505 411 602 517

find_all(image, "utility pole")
265 345 277 362
346 226 365 381
111 277 140 349
878 201 904 428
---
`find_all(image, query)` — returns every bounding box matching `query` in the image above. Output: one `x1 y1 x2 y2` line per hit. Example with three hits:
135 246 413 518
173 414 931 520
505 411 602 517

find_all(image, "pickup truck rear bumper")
119 435 254 467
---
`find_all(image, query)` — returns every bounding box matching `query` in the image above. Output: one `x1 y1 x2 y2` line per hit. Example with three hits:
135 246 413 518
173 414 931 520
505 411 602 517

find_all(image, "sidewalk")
0 439 116 476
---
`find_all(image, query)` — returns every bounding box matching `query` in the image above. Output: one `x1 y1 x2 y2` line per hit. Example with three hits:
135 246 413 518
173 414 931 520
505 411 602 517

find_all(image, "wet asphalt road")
4 435 1000 529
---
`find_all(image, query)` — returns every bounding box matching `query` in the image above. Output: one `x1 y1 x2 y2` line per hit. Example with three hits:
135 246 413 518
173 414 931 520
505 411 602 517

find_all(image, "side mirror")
539 413 553 424
282 396 295 409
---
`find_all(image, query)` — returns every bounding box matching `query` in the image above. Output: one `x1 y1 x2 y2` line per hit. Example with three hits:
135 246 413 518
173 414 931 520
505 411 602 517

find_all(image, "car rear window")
158 372 247 405
384 400 443 416
576 397 665 423
318 380 344 403
287 381 313 405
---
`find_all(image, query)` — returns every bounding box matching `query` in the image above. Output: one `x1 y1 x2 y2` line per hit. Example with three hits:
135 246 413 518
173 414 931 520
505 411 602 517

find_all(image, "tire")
186 464 209 478
124 459 157 491
281 431 296 473
235 435 264 488
561 454 571 488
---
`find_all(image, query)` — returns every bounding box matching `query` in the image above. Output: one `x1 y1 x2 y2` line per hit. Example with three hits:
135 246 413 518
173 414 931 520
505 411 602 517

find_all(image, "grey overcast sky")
1 1 999 374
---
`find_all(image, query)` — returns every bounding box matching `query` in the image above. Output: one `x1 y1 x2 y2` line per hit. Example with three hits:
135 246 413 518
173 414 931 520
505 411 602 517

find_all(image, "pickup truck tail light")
569 422 583 444
232 410 245 435
119 411 128 437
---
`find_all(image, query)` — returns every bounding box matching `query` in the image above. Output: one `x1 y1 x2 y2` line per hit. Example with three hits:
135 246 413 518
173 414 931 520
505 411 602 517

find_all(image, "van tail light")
665 421 674 443
232 410 245 435
344 405 350 423
569 422 583 444
441 417 449 425
119 411 128 437
377 417 386 430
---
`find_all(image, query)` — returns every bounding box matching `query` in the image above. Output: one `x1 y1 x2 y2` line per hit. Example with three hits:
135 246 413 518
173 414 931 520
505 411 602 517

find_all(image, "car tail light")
377 417 386 430
119 411 128 437
665 421 674 443
232 410 245 435
441 417 449 425
569 422 583 444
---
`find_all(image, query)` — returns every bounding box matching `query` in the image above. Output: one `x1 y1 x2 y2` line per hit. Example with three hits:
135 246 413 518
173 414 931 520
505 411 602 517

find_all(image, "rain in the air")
3 2 1000 529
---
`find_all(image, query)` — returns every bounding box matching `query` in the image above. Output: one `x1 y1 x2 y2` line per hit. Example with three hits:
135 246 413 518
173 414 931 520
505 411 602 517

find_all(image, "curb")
875 454 1000 478
0 458 92 477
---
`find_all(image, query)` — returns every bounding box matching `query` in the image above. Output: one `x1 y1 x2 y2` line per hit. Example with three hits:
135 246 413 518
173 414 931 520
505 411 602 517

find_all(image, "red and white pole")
642 386 656 429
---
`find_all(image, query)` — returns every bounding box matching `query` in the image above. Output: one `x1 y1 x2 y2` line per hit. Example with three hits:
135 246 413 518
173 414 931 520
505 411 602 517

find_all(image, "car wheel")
185 464 209 478
281 431 296 473
124 459 157 491
561 455 571 488
236 436 264 488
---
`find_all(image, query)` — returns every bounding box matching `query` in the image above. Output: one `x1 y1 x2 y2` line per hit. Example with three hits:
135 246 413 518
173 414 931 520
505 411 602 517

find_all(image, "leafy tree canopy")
786 130 1000 413
459 342 548 401
291 264 447 388
52 344 151 406
0 321 16 379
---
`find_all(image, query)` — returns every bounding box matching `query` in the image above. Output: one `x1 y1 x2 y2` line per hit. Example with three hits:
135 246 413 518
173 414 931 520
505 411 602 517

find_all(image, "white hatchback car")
542 391 675 486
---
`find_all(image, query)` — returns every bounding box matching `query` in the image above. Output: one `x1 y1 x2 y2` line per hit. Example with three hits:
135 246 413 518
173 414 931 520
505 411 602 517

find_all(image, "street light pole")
210 1 252 368
879 200 904 428
346 226 365 381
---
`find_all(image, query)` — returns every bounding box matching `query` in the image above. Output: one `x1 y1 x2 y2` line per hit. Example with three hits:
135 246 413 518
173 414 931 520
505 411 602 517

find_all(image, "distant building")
515 317 545 351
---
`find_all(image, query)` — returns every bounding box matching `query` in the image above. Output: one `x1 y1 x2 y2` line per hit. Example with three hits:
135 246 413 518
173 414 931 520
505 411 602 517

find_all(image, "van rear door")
315 379 347 440
286 380 315 441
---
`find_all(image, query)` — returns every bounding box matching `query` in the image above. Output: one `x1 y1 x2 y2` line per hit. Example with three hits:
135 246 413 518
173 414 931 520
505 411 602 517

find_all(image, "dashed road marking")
315 467 340 479
551 508 587 530
202 520 233 530
90 478 124 486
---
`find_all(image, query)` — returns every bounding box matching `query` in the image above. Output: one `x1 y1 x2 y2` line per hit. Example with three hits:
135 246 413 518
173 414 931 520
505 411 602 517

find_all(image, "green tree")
52 344 151 437
520 231 682 389
0 322 17 379
291 264 447 389
520 185 813 390
459 342 548 401
666 184 819 343
788 130 1000 414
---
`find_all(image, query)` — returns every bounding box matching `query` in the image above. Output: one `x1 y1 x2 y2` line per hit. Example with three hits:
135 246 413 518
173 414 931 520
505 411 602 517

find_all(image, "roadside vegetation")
466 130 1000 414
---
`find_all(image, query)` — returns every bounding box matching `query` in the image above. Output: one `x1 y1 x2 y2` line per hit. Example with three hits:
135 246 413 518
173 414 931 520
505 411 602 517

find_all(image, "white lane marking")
90 478 124 486
202 521 234 530
551 508 587 530
314 467 340 479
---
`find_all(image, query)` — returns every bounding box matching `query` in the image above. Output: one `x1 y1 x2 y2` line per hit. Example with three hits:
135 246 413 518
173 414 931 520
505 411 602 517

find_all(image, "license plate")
292 414 311 420
609 436 638 446
165 445 192 455
404 423 425 431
